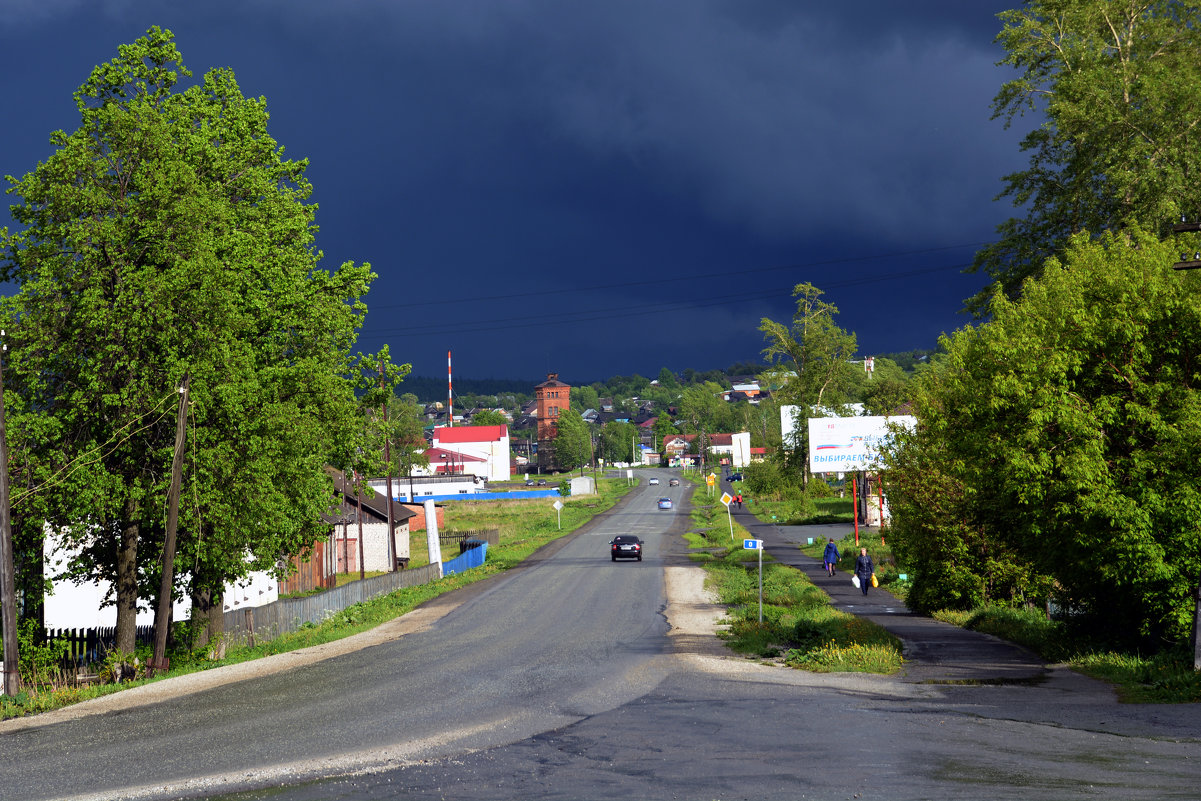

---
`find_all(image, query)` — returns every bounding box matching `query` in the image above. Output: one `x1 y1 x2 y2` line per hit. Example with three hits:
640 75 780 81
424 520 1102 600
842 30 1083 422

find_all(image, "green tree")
552 408 592 474
887 229 1201 643
571 385 600 414
678 382 725 465
651 412 679 453
0 29 374 652
470 409 507 427
759 282 858 486
971 0 1201 310
850 357 913 416
597 420 640 464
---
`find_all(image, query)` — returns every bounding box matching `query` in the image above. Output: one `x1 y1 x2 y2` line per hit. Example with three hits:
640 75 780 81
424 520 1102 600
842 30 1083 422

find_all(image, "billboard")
807 415 916 474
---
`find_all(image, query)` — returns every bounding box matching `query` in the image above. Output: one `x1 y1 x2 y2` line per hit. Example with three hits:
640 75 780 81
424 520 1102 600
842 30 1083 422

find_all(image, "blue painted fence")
442 540 488 577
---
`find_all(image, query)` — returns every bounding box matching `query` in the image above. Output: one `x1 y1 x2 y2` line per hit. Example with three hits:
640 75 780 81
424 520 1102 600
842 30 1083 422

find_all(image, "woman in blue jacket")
854 547 875 595
822 539 840 577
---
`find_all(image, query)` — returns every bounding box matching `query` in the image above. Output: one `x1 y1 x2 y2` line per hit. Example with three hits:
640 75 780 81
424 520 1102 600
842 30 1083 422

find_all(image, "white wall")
337 522 411 571
43 530 279 629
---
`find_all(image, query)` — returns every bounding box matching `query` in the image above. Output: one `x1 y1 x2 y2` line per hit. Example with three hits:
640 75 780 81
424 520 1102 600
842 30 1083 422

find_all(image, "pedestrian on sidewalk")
854 547 875 595
735 492 742 509
822 539 840 577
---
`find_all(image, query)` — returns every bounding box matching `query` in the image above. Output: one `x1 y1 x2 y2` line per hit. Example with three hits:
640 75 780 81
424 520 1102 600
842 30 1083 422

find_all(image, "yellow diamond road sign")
720 492 732 506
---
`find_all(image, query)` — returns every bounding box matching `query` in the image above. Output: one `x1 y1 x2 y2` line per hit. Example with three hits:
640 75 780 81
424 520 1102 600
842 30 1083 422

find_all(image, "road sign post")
744 538 764 622
721 492 734 540
553 499 564 530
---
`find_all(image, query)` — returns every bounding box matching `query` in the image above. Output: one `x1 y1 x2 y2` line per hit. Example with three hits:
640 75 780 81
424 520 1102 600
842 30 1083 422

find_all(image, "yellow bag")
870 573 879 588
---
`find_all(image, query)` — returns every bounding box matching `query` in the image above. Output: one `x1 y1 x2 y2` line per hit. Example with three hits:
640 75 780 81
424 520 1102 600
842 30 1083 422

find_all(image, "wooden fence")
43 625 156 666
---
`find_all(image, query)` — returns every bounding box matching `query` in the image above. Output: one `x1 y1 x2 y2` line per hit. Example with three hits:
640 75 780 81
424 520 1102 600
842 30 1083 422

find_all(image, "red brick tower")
534 372 571 472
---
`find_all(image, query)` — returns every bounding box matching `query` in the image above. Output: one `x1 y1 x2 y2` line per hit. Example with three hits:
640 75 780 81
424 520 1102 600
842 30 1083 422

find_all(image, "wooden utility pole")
0 332 19 695
380 361 397 571
151 375 189 672
355 477 365 580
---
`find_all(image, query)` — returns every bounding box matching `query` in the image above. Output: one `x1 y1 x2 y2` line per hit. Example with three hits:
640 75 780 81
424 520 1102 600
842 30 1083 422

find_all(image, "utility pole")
151 374 189 673
380 361 397 571
0 331 19 695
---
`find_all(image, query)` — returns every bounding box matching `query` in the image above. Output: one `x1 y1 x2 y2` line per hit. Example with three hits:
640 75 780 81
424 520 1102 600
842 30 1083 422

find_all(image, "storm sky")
0 1 1028 384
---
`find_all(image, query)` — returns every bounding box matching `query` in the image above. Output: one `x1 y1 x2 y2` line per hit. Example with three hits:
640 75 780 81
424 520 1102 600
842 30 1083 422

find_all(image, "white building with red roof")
431 424 512 482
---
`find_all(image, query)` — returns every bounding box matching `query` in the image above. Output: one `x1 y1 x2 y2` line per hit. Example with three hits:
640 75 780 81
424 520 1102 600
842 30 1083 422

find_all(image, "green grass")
0 478 635 722
745 494 855 525
685 487 902 674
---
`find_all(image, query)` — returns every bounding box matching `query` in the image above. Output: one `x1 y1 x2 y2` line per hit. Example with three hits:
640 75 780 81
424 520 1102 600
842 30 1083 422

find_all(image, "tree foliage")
760 283 857 485
0 28 374 649
552 408 591 473
886 230 1201 644
597 420 639 464
971 0 1201 310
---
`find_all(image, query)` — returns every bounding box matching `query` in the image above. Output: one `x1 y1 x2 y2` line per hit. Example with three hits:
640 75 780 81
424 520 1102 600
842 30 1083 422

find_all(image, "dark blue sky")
0 1 1026 383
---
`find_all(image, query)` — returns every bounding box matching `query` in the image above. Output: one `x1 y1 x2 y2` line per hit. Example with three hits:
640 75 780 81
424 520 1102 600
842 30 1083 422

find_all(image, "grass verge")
0 477 635 721
685 488 902 674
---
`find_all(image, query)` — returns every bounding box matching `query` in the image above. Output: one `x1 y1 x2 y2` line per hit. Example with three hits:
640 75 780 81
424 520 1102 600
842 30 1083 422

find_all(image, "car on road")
648 477 660 485
725 472 743 482
609 535 643 561
669 478 680 486
537 479 548 485
657 497 673 510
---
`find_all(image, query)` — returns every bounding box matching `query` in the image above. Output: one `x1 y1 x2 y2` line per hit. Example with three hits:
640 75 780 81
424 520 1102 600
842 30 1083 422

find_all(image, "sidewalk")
729 503 1049 684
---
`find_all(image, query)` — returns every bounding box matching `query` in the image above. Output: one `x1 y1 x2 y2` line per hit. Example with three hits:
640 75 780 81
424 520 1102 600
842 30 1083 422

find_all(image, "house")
662 431 752 467
430 424 511 481
307 467 417 583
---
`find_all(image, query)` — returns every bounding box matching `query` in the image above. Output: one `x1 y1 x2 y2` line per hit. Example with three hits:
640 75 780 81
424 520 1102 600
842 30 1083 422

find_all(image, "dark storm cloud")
0 0 1024 381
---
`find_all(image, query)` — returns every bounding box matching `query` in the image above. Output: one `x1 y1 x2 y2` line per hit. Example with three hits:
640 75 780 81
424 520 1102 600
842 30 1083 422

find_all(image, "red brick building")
535 372 571 472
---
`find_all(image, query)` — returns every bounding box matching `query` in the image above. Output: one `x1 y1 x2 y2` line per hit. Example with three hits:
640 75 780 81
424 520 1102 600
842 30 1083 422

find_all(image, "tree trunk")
189 585 224 649
114 500 140 654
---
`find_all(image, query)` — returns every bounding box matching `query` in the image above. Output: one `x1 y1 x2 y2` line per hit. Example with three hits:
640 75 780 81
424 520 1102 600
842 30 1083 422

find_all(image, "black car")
609 535 643 561
726 472 744 482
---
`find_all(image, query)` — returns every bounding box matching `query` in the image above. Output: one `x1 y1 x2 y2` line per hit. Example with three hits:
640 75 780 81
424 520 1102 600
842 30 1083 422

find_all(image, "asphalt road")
4 471 1201 801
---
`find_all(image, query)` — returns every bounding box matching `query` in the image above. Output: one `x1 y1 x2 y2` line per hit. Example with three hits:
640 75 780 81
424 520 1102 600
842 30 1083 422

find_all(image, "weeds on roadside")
699 532 902 674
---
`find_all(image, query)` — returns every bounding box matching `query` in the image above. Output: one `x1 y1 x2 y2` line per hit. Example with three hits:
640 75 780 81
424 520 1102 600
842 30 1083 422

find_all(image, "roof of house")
325 467 416 527
433 424 508 443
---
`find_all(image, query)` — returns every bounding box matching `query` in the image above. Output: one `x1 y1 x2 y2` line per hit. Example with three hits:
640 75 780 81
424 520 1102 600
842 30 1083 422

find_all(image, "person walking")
822 539 840 577
854 547 875 595
735 492 743 509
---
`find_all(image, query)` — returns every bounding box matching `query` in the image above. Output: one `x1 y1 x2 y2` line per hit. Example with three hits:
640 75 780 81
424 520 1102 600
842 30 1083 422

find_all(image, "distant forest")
399 350 936 404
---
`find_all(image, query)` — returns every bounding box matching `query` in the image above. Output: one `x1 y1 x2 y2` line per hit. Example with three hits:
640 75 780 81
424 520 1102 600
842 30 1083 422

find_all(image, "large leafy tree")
597 420 640 464
0 29 374 651
971 0 1201 310
552 408 592 474
759 283 857 486
887 230 1201 644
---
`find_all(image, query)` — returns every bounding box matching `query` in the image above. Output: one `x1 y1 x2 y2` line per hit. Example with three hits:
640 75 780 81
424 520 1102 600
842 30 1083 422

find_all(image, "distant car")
726 473 744 482
525 480 535 486
648 477 660 485
609 535 643 561
537 479 548 486
668 478 680 487
657 497 673 510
